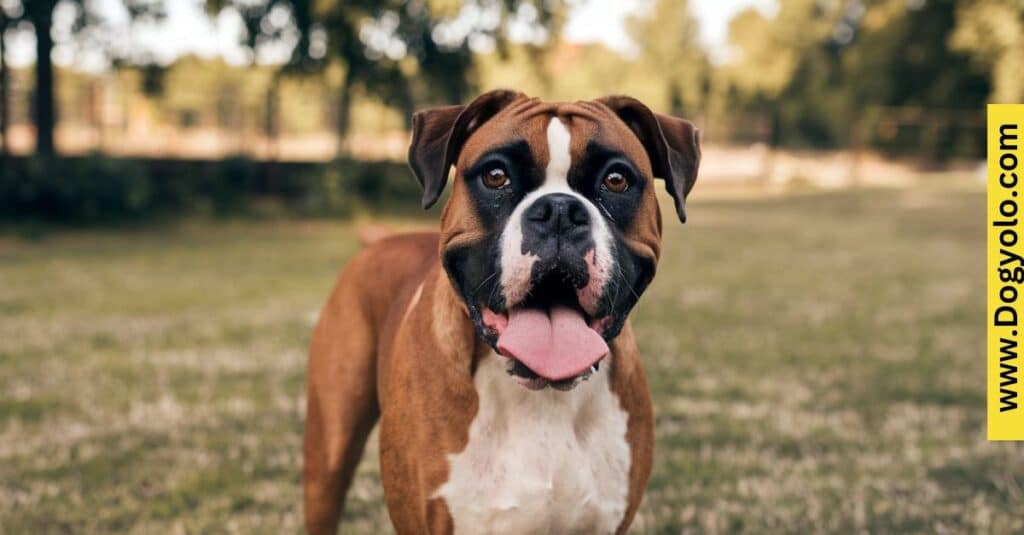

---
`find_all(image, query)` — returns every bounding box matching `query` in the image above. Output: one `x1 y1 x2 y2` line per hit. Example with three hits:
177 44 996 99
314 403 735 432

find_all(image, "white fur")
434 353 632 534
402 282 424 324
498 118 615 312
544 117 573 188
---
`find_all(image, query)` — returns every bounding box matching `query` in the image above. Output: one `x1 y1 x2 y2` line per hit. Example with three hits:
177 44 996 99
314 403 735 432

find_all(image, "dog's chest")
434 354 631 535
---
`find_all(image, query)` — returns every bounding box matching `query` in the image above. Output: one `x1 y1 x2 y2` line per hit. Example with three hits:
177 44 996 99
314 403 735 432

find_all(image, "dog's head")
409 90 700 391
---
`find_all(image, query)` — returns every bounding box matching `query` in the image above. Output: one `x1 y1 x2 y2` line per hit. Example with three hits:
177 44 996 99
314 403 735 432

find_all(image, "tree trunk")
264 75 280 161
335 70 355 157
0 11 8 158
668 81 685 118
32 2 55 156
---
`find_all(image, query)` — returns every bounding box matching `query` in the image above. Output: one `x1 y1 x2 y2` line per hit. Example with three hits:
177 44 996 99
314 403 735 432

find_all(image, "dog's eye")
481 167 510 189
602 171 628 193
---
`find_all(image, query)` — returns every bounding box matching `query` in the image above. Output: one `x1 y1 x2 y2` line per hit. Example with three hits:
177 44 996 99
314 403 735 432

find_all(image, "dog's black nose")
525 193 590 237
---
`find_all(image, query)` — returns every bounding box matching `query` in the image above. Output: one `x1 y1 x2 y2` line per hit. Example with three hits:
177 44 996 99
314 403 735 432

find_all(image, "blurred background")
0 0 1010 220
0 0 1019 533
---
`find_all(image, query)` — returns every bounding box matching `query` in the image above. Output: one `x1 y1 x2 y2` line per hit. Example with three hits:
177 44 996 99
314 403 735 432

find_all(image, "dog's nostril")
527 199 554 222
567 202 589 227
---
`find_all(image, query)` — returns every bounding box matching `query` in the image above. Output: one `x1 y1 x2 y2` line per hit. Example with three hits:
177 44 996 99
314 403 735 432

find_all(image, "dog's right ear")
408 89 524 209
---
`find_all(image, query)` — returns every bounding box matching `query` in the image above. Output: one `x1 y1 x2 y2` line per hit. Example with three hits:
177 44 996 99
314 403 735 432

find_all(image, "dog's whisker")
597 201 618 224
472 271 500 297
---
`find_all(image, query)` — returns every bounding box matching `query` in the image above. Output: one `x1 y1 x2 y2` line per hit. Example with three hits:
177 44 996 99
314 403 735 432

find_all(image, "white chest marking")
434 353 631 535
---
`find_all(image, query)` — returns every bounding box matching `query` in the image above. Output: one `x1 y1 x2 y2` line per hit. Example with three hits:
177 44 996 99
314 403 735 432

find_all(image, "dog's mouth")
481 272 611 391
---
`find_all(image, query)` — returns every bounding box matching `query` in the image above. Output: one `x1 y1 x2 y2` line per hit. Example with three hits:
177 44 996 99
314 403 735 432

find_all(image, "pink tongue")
496 306 609 381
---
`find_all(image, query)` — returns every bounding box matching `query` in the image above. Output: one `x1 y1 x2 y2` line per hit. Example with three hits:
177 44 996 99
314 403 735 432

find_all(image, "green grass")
1 185 1019 533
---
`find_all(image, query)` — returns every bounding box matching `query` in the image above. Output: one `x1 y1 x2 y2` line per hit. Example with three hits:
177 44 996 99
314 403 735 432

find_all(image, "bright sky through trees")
2 0 776 69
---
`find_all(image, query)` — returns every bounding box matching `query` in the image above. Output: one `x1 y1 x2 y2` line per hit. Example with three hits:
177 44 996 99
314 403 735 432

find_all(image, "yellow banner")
988 104 1024 440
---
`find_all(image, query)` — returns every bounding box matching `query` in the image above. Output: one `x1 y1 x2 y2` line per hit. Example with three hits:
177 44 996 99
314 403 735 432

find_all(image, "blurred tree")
848 0 989 109
0 4 9 158
719 0 841 146
210 0 565 149
9 0 163 156
720 0 991 153
627 0 709 117
721 0 835 101
840 0 990 159
25 0 57 155
951 0 1024 103
497 41 655 106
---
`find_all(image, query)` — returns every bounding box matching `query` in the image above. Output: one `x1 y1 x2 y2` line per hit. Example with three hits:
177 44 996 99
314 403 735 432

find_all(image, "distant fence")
860 106 986 161
0 67 406 162
0 69 986 187
692 107 984 186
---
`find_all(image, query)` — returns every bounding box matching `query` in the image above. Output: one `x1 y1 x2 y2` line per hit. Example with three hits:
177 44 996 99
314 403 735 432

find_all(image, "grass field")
2 184 1020 534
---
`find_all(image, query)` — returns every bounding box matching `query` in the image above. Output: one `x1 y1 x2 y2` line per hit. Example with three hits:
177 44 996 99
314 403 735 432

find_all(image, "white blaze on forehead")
544 118 572 188
498 116 615 311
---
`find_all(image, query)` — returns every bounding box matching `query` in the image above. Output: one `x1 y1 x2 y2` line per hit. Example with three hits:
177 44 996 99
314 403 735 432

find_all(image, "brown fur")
304 93 699 534
303 233 439 533
446 97 664 266
304 234 653 533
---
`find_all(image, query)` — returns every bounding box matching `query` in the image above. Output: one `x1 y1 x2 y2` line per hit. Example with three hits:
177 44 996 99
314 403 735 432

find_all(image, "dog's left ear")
408 89 524 209
597 96 701 223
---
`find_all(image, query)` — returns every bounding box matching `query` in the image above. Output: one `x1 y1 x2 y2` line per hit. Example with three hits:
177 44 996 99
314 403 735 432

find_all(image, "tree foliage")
10 0 1022 159
5 0 163 155
212 0 565 140
720 0 993 150
626 0 709 117
951 0 1024 103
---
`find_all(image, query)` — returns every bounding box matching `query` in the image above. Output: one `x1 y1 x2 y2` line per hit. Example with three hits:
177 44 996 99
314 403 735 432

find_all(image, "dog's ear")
408 89 524 209
597 96 701 223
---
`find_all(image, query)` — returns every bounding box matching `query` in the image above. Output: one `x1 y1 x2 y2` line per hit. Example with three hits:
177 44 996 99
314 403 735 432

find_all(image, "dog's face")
409 91 700 391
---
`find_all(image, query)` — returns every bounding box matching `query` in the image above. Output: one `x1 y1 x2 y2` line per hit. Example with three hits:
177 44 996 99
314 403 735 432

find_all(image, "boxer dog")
303 90 700 534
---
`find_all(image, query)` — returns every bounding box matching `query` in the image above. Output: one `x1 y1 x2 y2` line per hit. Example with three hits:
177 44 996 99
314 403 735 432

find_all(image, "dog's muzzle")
485 193 614 391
